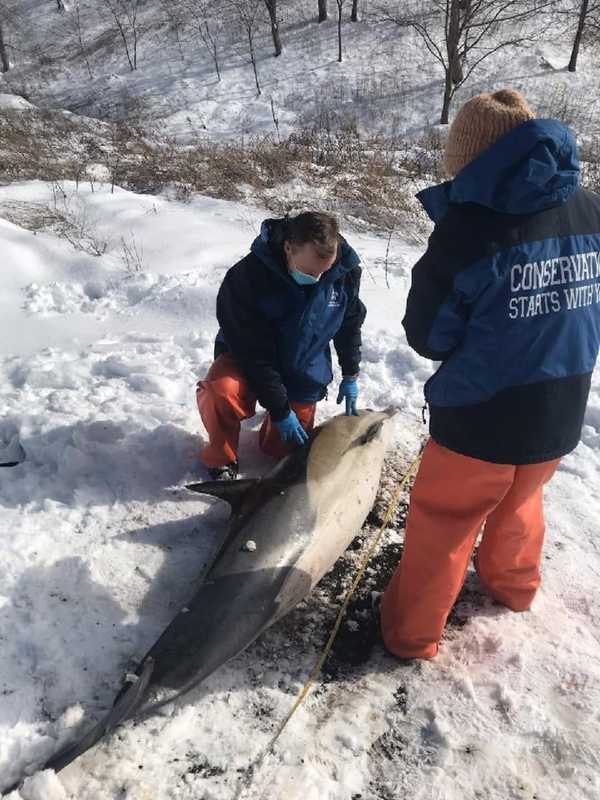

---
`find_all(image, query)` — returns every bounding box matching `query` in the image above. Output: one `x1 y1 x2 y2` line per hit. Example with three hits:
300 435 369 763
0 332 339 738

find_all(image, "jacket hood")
417 118 580 223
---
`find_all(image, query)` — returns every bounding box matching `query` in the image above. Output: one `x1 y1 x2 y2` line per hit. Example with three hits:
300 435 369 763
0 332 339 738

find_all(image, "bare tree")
55 0 66 10
336 0 346 61
69 0 94 78
199 17 223 79
264 0 282 55
102 0 144 71
228 0 264 96
160 0 188 61
586 1 600 34
568 0 600 70
351 0 359 21
0 21 9 72
382 0 555 124
179 0 224 81
318 0 328 22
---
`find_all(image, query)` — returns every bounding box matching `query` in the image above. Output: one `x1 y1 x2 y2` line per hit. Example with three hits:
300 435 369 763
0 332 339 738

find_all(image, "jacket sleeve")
333 267 367 376
216 263 290 421
402 225 468 361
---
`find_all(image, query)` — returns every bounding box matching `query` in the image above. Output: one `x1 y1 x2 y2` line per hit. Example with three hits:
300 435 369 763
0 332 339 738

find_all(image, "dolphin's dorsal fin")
185 479 260 510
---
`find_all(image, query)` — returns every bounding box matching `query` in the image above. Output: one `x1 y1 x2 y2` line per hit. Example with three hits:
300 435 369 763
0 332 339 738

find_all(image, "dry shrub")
0 104 435 237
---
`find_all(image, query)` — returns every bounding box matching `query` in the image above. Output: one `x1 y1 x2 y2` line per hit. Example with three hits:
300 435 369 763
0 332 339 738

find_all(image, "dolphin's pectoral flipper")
41 657 155 776
185 478 260 510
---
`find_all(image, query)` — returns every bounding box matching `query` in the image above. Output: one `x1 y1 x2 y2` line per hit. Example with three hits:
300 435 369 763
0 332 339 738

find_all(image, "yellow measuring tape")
235 449 423 798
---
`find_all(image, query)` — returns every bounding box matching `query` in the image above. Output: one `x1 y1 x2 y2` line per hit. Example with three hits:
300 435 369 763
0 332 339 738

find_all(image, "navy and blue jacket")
405 118 600 464
215 218 366 421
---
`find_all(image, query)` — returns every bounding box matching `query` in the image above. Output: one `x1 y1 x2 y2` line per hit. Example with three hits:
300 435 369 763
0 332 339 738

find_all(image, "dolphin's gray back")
136 450 318 707
138 409 394 709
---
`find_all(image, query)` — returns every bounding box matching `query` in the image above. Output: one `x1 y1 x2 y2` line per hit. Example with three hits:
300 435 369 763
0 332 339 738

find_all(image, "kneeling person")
197 211 366 480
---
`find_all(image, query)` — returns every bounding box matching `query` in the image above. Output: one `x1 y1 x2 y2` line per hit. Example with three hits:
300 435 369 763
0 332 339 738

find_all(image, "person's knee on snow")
196 211 367 473
197 374 250 419
196 355 259 470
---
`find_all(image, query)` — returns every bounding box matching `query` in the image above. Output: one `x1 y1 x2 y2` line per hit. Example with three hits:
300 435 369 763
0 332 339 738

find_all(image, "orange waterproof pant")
381 439 560 659
196 353 316 466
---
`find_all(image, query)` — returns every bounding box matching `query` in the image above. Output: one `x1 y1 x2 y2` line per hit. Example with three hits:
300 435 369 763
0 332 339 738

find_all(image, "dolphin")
4 408 396 791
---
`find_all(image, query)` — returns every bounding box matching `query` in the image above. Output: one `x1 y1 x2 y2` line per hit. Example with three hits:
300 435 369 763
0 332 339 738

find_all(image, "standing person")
197 212 366 480
381 89 600 659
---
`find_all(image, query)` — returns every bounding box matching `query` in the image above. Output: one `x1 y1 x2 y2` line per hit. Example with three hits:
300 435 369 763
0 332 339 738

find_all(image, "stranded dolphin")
5 408 397 791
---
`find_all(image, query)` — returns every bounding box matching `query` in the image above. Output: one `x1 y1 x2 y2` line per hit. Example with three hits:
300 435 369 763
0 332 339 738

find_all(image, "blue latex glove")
274 410 310 446
337 376 359 416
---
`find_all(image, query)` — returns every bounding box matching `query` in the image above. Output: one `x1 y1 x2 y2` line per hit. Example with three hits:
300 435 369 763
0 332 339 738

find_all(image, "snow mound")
0 94 35 111
18 771 66 800
23 272 217 318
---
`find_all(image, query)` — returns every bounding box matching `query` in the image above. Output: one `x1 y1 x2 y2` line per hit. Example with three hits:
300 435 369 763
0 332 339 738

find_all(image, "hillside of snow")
1 1 599 141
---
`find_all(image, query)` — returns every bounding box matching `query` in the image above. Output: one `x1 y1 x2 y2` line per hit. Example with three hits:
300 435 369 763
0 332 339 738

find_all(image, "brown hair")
284 212 340 259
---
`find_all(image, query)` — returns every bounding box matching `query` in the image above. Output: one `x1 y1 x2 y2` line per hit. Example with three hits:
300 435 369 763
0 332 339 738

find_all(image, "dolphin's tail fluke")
45 657 155 773
2 658 155 795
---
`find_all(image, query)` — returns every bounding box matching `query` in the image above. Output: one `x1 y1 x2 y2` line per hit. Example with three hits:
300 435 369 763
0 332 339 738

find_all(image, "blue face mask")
290 268 320 286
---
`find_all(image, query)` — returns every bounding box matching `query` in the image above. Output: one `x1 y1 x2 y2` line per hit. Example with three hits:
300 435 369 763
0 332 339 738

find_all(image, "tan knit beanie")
445 89 535 177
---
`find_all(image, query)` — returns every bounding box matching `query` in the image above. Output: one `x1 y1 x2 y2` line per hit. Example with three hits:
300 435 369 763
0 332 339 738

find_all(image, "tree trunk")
115 20 135 69
56 0 66 10
337 2 343 61
264 0 282 56
440 68 453 125
0 23 9 72
169 11 186 62
104 1 135 71
350 0 358 22
210 35 221 81
568 0 589 72
213 45 221 81
74 3 94 79
199 21 221 82
318 0 327 22
248 28 261 96
447 0 464 85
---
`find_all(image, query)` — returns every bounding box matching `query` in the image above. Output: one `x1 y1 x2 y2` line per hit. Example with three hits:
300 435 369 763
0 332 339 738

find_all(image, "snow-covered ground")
0 4 598 799
0 179 599 800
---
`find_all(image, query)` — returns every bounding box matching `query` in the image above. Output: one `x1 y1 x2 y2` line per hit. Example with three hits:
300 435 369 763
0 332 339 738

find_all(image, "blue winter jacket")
214 219 366 420
404 118 600 463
